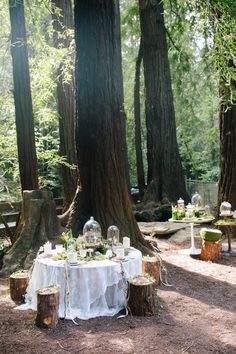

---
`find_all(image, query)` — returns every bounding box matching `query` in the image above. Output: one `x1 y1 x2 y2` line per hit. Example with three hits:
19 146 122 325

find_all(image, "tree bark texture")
9 0 38 192
1 190 61 275
200 240 222 262
51 0 78 208
134 38 146 196
139 0 188 203
217 93 236 211
69 0 152 253
142 256 160 284
35 287 60 328
128 279 156 316
9 273 29 303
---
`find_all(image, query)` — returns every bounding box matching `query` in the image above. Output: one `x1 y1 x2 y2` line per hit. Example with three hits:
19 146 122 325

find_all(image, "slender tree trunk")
134 38 145 197
139 0 188 203
51 0 78 208
69 0 152 253
217 87 236 211
9 0 38 191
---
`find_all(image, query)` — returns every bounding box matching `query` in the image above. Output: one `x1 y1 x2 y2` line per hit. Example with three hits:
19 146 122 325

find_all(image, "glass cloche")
220 201 232 216
107 225 120 245
191 192 202 207
83 216 102 244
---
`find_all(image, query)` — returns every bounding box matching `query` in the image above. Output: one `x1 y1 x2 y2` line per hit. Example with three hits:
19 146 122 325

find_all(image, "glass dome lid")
191 192 202 207
83 216 102 244
107 225 119 245
220 201 232 216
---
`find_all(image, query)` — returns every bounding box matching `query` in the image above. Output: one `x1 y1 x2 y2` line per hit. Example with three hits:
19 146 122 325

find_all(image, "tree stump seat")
9 271 29 303
35 285 60 328
200 240 222 261
142 256 160 284
128 274 156 316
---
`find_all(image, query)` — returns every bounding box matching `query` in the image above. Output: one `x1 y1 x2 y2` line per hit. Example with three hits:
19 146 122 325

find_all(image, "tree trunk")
217 95 236 211
134 38 146 197
139 0 188 204
51 0 78 209
1 190 61 275
9 0 38 192
69 0 152 253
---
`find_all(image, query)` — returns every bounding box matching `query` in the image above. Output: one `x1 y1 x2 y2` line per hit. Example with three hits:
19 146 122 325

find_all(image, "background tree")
8 0 38 192
134 38 145 198
139 0 188 203
51 0 78 208
69 0 151 252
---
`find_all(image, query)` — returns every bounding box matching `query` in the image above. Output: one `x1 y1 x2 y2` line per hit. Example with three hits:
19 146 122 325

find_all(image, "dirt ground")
0 225 236 354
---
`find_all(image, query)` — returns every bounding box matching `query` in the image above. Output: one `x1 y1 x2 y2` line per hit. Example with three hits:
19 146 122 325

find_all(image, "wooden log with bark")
35 286 60 328
128 274 156 316
9 271 29 303
142 256 160 284
1 190 62 276
200 240 222 261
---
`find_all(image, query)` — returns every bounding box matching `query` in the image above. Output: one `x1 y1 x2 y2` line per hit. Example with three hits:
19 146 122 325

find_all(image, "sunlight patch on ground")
108 337 135 353
162 252 236 285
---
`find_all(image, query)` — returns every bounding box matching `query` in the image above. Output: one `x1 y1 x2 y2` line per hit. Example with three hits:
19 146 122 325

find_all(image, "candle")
123 237 130 249
68 252 77 263
44 241 52 254
55 244 64 253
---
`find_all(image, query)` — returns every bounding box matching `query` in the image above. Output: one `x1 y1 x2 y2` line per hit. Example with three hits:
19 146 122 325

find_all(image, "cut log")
128 274 156 316
142 256 160 284
200 240 222 261
1 190 62 275
35 286 60 328
9 272 29 303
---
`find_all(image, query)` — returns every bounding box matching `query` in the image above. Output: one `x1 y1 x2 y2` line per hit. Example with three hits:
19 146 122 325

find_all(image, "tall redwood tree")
51 0 78 208
134 38 145 197
9 0 38 191
69 0 151 252
139 0 188 203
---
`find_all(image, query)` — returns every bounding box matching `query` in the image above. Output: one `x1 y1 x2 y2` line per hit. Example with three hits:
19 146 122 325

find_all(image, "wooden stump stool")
200 240 222 261
35 286 60 328
142 256 160 284
9 271 29 303
128 274 156 316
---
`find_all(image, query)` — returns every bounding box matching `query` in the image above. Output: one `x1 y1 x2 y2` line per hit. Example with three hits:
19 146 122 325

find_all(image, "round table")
23 248 142 320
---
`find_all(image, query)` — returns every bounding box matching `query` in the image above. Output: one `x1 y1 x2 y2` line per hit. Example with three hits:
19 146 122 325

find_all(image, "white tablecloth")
23 248 142 320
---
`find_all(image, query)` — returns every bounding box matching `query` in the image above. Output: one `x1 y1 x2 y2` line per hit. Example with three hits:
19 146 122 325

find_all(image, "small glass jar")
107 225 119 246
115 244 125 258
83 216 102 244
186 203 194 218
177 198 185 208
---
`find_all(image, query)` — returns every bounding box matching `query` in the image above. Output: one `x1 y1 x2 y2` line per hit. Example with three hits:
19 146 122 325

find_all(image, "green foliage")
0 0 75 200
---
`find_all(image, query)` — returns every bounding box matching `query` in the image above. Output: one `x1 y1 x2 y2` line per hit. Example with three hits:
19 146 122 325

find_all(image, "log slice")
128 274 156 316
35 286 60 328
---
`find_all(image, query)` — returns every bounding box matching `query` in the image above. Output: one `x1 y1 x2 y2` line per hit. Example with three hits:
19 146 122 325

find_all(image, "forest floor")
0 224 236 354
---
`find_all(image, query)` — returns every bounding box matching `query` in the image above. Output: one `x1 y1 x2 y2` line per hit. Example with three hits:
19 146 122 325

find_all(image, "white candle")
44 242 52 254
68 252 77 263
55 244 64 253
123 237 130 249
